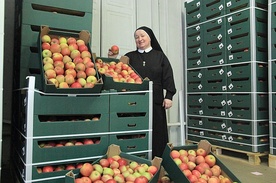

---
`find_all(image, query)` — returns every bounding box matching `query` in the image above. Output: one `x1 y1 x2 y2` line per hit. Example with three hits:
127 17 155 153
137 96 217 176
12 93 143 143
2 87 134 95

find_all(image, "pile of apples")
41 34 99 89
75 155 158 183
37 162 84 173
38 138 100 148
95 59 143 84
170 148 232 183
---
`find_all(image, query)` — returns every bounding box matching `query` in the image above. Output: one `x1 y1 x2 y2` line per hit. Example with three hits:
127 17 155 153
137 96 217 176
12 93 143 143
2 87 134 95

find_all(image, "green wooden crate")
187 94 204 115
204 66 227 92
228 120 269 135
271 4 276 60
186 56 204 69
22 0 93 13
15 132 108 163
187 116 206 128
185 0 204 26
33 92 109 115
271 94 276 121
227 63 268 92
204 0 225 21
109 112 149 132
205 117 228 131
20 2 92 32
109 132 150 153
109 92 149 113
161 141 241 183
20 24 41 47
225 0 268 14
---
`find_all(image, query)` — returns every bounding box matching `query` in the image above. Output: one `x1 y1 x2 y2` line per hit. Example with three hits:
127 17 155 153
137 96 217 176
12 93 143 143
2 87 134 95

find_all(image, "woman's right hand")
108 49 119 58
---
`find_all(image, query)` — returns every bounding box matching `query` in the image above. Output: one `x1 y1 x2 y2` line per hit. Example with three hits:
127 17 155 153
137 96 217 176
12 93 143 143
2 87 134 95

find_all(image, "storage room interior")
1 0 276 183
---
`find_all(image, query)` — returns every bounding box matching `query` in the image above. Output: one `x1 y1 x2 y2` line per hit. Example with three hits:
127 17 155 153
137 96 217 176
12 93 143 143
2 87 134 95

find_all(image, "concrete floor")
1 123 276 183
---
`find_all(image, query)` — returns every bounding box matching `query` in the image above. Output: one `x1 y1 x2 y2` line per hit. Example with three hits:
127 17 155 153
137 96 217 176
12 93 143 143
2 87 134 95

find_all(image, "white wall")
0 0 5 177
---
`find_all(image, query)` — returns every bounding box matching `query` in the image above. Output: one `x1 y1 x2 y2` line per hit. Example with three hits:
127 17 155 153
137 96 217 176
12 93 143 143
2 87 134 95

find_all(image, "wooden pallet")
186 140 268 165
269 154 276 169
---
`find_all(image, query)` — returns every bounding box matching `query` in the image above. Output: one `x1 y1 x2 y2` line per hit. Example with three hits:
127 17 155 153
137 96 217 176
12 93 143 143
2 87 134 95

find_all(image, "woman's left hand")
163 99 173 109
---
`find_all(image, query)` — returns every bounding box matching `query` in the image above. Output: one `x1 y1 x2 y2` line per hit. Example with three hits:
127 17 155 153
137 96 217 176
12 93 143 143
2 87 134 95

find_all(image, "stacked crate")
11 1 153 182
269 0 276 168
13 0 93 90
12 76 152 183
185 0 269 153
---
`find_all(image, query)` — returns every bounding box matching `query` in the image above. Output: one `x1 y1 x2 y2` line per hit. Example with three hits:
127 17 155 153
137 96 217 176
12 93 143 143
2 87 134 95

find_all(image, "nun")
124 26 177 158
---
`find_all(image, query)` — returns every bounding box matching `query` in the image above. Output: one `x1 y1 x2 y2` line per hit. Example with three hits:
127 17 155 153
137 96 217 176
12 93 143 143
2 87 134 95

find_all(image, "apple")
42 166 54 172
187 174 198 183
81 177 92 183
196 148 207 157
56 74 65 83
65 141 74 146
100 159 110 168
188 150 196 156
211 167 221 177
106 179 116 183
179 162 188 171
101 174 113 182
64 74 75 85
119 165 127 173
85 61 94 68
170 150 180 159
65 68 77 78
208 177 220 183
67 37 77 45
75 141 83 145
59 37 67 44
45 69 56 79
93 164 104 174
48 78 59 87
114 174 125 183
83 138 94 145
51 53 63 62
81 50 91 58
84 82 95 88
71 82 82 88
85 68 96 76
70 49 81 59
77 39 85 46
66 164 75 170
51 38 59 45
195 165 205 174
42 42 51 50
80 163 94 177
195 155 205 165
197 178 207 183
179 154 189 163
103 167 114 176
54 60 64 68
77 78 86 87
98 68 106 74
192 169 201 178
43 57 54 65
63 55 72 64
77 70 87 79
187 161 196 171
54 66 64 76
136 166 146 174
42 35 51 43
201 174 210 181
73 57 84 64
61 47 71 56
134 176 148 183
112 155 121 161
86 76 97 84
42 49 52 58
89 170 102 182
110 161 119 169
59 82 69 88
75 63 86 72
69 43 78 51
110 45 119 54
50 43 61 53
183 169 192 177
205 155 216 167
188 155 196 163
65 61 76 69
220 177 231 183
126 174 136 182
117 158 127 166
129 161 139 170
204 168 213 177
79 44 88 52
173 158 182 166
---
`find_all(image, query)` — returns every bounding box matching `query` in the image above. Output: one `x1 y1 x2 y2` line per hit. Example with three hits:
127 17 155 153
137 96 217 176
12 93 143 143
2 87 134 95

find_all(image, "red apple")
205 155 216 167
110 45 119 54
196 148 207 157
42 166 54 173
100 158 110 167
134 175 148 183
89 170 102 182
80 163 94 177
170 150 180 159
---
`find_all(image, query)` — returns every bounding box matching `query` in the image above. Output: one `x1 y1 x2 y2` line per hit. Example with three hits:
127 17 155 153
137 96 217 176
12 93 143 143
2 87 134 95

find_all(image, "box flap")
151 156 163 167
106 144 121 157
79 30 91 44
198 140 212 154
120 56 129 64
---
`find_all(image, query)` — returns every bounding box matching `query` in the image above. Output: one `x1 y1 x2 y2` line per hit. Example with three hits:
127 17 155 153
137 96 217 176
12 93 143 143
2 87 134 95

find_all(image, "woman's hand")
163 99 173 109
108 49 119 58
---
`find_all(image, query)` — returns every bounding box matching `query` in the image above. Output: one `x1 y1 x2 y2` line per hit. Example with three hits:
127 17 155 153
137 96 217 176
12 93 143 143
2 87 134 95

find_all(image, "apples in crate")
95 58 143 84
40 28 100 89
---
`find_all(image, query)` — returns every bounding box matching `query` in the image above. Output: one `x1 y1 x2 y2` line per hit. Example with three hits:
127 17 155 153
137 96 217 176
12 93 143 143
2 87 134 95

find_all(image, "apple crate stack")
184 0 269 154
11 76 153 183
13 0 93 90
268 0 276 168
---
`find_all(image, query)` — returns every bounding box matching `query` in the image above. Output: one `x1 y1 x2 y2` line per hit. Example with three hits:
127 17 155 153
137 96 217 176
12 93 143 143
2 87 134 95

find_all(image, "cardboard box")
162 140 241 183
65 144 162 183
39 26 103 93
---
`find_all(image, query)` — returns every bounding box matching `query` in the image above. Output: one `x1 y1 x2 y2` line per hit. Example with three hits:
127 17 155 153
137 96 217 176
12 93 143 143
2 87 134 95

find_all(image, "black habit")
125 50 176 158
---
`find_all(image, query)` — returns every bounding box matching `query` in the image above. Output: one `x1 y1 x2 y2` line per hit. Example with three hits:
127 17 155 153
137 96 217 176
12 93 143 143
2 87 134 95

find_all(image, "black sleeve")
162 54 177 100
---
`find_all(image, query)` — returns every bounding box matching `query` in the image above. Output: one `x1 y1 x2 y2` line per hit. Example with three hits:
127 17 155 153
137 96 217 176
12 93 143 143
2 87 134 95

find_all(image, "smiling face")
134 29 151 50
